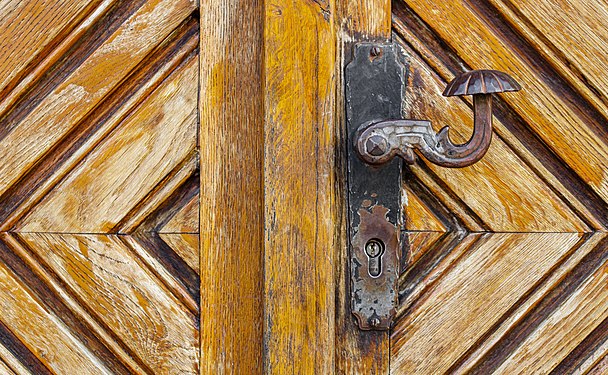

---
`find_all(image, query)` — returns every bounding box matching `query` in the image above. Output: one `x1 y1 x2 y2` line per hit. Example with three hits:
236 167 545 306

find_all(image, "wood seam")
465 234 608 374
0 233 143 374
391 3 608 230
0 17 199 230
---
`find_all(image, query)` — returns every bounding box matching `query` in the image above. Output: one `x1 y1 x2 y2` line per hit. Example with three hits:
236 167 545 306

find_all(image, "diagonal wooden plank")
0 359 16 375
491 0 608 113
126 232 199 312
480 238 608 374
551 316 608 375
388 32 589 232
0 0 100 101
0 343 30 375
0 0 195 202
117 151 198 234
0 255 113 374
17 233 199 374
0 16 198 230
159 233 198 274
405 231 445 266
18 56 197 233
404 185 447 232
392 1 608 230
395 0 608 210
448 232 606 374
587 352 608 375
391 232 584 374
398 231 480 315
160 193 198 234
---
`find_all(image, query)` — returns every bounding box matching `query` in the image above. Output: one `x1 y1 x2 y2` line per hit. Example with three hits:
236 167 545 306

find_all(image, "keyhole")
365 239 385 277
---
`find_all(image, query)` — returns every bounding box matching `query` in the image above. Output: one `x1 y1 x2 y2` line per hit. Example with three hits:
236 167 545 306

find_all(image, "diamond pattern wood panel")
0 0 200 373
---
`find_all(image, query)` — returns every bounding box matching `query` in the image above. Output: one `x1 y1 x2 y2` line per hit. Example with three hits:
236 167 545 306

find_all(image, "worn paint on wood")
263 0 337 373
0 1 199 373
199 0 265 373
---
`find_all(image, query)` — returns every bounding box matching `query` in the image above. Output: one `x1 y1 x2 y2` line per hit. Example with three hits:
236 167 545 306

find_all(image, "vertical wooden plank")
263 0 337 373
199 1 265 373
335 0 392 373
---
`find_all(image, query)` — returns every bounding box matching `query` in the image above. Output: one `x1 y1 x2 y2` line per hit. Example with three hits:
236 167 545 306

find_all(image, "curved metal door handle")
356 70 521 168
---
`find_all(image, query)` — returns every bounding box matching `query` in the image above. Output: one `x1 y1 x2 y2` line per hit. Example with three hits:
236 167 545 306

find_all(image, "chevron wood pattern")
390 0 608 373
0 0 200 373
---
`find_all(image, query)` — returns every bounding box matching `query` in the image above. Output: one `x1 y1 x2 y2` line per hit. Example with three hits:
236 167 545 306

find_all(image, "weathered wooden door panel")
3 0 607 373
388 0 608 373
0 0 200 373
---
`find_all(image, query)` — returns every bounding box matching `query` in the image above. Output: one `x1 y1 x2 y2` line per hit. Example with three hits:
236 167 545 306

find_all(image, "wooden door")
0 0 200 373
2 0 607 374
336 0 608 373
202 0 608 374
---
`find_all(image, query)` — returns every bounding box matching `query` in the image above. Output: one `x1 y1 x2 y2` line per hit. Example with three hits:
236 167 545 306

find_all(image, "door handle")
345 43 521 331
356 69 520 168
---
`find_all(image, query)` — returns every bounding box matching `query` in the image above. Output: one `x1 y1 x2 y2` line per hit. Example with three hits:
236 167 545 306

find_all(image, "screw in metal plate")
365 134 389 156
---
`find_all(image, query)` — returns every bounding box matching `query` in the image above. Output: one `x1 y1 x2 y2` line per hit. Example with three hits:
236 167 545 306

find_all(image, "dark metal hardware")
356 69 521 168
346 43 405 331
346 42 521 331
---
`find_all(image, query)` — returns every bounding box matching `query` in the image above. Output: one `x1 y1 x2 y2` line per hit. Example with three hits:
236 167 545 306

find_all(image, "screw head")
365 135 389 157
370 318 381 327
370 46 382 57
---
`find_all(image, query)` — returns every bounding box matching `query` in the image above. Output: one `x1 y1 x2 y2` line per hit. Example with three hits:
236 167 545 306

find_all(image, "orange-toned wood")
0 243 115 374
160 233 199 273
394 0 608 214
491 0 608 114
263 1 337 372
0 1 199 373
392 36 589 232
0 0 101 106
17 57 198 232
392 232 586 373
199 0 265 373
18 233 199 373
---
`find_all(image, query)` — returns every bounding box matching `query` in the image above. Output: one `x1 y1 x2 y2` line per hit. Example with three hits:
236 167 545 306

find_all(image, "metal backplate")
345 43 407 330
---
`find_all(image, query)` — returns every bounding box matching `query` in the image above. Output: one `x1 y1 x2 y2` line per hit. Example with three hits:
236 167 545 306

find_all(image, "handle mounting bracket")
346 43 405 330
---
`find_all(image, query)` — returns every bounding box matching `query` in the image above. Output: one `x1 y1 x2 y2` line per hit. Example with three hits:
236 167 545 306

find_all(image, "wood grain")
390 33 589 232
18 57 197 233
0 0 195 202
492 0 608 113
1 233 148 374
199 0 265 373
0 255 113 374
449 232 606 374
0 359 16 375
0 343 30 375
263 0 337 372
0 16 199 231
392 2 608 230
18 233 199 374
396 0 608 211
494 246 608 374
159 233 199 273
405 231 445 265
404 184 447 232
0 0 99 102
391 233 584 374
160 194 198 233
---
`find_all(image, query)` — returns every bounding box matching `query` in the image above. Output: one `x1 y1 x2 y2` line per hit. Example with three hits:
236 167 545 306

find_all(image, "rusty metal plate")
345 43 407 330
